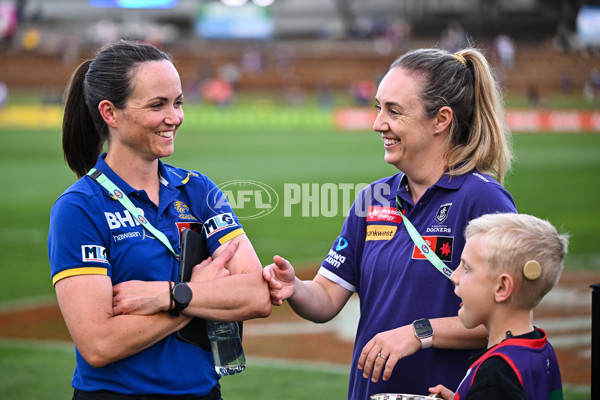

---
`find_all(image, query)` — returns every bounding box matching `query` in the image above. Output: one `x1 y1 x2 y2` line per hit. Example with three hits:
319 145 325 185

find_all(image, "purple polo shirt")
319 171 517 399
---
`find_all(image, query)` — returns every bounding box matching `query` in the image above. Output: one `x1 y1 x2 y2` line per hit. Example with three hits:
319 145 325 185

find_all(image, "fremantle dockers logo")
435 203 452 223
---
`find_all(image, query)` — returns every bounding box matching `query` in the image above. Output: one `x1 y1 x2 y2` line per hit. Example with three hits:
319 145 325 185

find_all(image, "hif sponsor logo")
412 236 454 262
367 206 402 223
324 249 346 268
324 237 348 267
208 180 279 220
105 210 142 229
365 225 397 241
336 236 348 251
81 245 108 263
204 213 237 237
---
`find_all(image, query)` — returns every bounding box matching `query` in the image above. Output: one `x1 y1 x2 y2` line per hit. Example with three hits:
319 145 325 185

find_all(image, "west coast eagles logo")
174 201 198 221
435 203 452 223
174 200 190 214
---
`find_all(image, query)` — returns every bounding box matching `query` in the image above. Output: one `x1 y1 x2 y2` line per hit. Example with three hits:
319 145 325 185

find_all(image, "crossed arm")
112 235 271 321
55 234 270 368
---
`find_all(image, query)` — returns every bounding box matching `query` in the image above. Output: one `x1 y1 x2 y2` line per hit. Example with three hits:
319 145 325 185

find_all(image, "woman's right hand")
262 255 297 305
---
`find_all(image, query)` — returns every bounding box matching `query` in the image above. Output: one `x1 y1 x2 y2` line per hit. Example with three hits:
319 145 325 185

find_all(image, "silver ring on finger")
377 352 388 361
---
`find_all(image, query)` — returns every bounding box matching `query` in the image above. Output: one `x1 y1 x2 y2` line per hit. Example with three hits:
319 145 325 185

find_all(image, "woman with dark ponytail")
263 47 517 399
49 40 270 399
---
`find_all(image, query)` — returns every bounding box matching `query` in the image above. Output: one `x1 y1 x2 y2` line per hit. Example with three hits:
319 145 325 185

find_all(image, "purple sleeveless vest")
454 329 562 400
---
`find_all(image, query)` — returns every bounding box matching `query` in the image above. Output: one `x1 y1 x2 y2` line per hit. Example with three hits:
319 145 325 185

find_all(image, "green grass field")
0 101 597 399
1 104 598 303
0 340 589 400
0 340 351 400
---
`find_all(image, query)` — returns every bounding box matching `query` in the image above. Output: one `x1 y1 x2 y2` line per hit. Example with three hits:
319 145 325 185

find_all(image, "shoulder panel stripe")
52 267 108 286
218 228 245 245
318 267 357 292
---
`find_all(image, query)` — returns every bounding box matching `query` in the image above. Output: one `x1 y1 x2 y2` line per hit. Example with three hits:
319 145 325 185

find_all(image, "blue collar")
93 153 184 192
92 154 181 210
396 171 468 194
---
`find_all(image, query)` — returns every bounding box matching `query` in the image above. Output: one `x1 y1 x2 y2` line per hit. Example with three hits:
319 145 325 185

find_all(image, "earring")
435 129 439 136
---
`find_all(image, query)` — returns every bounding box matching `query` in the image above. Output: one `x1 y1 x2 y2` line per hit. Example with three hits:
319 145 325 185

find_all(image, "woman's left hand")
357 324 422 383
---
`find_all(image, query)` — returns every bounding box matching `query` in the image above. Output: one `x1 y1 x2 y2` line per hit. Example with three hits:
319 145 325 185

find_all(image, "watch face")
414 319 433 337
173 283 193 305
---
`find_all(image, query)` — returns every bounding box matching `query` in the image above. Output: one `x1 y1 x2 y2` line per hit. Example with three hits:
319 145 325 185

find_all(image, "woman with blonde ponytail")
263 47 516 399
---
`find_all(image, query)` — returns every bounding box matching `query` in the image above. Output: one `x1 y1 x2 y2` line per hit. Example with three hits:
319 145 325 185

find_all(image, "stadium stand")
1 40 598 97
0 0 597 97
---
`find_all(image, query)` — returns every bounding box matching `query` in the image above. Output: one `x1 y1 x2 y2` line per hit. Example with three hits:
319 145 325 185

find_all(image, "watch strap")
420 335 433 349
168 280 175 315
413 318 434 349
170 282 191 317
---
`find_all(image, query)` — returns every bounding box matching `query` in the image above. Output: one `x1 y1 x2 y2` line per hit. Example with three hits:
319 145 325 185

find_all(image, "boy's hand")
428 384 455 400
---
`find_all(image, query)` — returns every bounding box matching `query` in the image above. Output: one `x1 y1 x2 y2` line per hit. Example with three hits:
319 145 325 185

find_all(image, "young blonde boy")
429 213 568 400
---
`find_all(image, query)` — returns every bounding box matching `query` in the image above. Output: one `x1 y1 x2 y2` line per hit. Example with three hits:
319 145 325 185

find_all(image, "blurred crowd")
1 1 599 109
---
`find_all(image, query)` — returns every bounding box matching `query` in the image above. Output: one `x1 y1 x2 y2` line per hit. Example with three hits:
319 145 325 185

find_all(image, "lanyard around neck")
395 175 453 280
87 168 180 259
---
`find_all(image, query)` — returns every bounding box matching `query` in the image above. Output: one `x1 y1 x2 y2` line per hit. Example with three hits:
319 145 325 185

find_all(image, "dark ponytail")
62 59 103 178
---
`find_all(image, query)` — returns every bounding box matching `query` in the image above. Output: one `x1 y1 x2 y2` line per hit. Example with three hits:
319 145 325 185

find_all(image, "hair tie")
453 52 467 65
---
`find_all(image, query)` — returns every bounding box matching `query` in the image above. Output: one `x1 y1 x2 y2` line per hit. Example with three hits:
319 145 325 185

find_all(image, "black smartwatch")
170 282 192 317
412 318 434 349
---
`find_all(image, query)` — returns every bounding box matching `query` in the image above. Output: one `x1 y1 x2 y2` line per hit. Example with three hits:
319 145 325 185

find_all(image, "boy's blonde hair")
465 213 569 308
